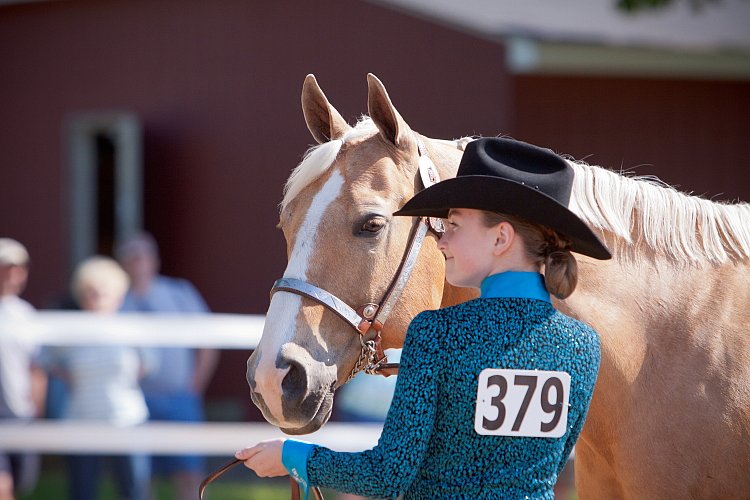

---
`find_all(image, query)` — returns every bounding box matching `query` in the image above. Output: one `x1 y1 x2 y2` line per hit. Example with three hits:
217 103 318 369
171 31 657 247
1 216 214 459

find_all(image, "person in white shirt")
38 256 154 500
0 238 45 500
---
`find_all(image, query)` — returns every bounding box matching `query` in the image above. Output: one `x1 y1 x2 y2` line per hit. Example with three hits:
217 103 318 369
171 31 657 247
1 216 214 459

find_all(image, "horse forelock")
569 160 750 265
281 117 379 213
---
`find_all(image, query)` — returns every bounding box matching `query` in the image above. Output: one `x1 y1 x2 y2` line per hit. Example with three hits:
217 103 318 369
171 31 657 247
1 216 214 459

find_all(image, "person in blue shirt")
115 232 218 500
236 137 611 499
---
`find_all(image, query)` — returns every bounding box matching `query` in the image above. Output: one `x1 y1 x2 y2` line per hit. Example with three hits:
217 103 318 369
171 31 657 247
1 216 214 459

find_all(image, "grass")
21 471 293 500
19 457 294 500
22 456 576 499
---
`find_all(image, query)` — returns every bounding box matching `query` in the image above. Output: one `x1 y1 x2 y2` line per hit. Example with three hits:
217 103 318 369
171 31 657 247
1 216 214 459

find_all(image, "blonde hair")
481 211 578 299
0 238 30 267
71 256 130 303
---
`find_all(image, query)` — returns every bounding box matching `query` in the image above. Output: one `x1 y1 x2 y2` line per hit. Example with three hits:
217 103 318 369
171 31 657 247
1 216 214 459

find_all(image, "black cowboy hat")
394 137 611 260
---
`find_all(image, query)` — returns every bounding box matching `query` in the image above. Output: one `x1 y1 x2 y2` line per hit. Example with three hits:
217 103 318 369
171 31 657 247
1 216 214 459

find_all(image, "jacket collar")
479 271 551 303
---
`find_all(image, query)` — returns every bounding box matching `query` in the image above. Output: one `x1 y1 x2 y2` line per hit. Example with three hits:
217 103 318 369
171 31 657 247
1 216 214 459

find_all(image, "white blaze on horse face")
285 170 345 280
254 171 345 421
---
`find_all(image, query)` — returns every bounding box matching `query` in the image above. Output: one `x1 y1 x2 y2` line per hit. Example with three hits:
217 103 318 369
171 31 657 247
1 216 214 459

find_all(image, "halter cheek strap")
270 134 443 381
272 278 371 334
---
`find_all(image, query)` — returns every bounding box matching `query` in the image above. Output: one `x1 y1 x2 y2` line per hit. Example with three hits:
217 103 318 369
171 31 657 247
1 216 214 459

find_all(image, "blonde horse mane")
569 161 750 264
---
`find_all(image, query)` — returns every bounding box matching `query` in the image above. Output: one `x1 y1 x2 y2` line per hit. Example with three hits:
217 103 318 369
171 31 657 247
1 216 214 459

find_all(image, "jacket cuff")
282 439 317 499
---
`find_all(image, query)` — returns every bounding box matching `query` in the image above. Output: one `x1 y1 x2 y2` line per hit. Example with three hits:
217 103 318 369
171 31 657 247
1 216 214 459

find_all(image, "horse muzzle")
246 346 337 434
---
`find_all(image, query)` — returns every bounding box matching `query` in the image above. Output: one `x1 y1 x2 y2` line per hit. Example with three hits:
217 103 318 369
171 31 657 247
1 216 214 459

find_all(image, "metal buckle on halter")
428 217 445 235
355 304 394 377
416 137 444 236
356 303 381 334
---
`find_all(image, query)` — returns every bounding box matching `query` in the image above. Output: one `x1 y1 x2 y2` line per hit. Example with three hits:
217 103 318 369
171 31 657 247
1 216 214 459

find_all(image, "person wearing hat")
0 238 45 499
235 138 610 499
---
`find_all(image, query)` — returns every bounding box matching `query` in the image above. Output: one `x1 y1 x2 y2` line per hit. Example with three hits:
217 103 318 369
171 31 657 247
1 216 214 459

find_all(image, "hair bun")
543 249 578 299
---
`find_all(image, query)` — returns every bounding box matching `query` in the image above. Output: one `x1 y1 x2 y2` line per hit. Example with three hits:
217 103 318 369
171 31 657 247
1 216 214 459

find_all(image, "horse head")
246 74 470 434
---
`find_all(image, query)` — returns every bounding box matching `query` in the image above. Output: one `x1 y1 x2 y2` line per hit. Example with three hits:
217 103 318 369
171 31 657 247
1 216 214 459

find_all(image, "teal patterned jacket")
282 272 601 499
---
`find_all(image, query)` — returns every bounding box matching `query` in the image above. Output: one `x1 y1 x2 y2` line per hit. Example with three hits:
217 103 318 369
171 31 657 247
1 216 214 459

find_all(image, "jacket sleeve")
306 310 442 498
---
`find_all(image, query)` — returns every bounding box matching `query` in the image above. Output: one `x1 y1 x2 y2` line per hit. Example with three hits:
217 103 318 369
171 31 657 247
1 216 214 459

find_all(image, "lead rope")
199 457 324 499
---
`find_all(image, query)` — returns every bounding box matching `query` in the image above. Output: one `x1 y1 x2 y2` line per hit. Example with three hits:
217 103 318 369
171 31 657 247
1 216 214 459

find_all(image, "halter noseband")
270 136 444 382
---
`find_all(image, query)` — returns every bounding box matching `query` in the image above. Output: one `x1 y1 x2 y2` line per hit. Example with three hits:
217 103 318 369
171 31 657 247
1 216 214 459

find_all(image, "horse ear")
367 73 411 148
302 74 351 144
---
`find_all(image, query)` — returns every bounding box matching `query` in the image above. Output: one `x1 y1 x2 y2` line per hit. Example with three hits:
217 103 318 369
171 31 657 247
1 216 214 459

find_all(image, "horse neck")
567 249 750 335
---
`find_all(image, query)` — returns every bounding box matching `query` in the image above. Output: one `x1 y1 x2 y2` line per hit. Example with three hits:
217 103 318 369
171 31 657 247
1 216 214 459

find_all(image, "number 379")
474 369 571 438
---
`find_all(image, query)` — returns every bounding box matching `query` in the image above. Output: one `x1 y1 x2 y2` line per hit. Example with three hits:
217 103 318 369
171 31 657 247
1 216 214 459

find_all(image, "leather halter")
270 136 443 381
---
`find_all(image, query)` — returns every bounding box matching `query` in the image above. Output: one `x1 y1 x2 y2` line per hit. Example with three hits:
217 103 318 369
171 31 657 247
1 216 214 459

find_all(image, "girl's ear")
492 221 515 256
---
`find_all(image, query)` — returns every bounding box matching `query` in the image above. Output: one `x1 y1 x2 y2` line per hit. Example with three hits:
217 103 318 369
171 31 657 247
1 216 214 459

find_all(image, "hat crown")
458 138 573 207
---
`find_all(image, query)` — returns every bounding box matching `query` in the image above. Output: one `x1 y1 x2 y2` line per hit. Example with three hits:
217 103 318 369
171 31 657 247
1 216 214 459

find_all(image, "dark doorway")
95 133 117 256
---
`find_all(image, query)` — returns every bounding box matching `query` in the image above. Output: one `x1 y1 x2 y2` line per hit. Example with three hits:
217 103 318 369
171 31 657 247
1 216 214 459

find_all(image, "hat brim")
394 176 611 260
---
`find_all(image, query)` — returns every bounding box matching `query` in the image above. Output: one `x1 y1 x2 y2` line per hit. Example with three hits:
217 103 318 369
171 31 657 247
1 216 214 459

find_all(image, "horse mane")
569 161 750 264
281 117 378 212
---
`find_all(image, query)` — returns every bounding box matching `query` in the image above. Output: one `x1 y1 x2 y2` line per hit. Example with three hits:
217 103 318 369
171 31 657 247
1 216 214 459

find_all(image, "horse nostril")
246 353 259 391
279 355 309 405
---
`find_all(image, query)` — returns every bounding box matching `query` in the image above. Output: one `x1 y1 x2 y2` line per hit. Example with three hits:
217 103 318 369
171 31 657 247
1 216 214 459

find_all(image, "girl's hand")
235 439 288 477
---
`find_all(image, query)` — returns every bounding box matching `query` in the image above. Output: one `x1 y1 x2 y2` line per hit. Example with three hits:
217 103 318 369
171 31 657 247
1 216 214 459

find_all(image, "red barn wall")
0 0 512 310
0 0 512 413
513 75 750 202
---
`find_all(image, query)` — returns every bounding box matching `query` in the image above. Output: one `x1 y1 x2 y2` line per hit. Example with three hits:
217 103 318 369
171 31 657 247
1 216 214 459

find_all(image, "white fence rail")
1 311 384 456
0 421 383 455
2 311 265 349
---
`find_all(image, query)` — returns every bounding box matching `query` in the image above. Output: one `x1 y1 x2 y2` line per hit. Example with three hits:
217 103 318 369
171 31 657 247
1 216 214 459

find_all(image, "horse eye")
358 216 387 236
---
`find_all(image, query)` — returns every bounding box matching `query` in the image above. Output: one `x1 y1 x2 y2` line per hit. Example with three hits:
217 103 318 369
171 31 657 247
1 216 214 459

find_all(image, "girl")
38 256 154 500
236 137 611 498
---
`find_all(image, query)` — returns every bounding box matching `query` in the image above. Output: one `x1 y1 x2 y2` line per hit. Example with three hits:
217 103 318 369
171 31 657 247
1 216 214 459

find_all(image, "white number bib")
475 369 571 438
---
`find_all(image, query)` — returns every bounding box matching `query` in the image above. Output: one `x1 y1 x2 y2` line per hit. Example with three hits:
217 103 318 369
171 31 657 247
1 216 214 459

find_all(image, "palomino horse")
246 74 750 498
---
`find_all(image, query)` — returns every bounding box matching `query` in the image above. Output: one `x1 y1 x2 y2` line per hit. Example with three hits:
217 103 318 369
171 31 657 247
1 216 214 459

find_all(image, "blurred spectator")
41 296 77 421
115 232 218 500
37 256 152 500
0 238 45 500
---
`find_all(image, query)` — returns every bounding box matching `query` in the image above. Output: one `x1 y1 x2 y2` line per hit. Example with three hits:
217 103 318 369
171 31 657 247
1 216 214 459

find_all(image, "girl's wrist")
282 439 317 491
